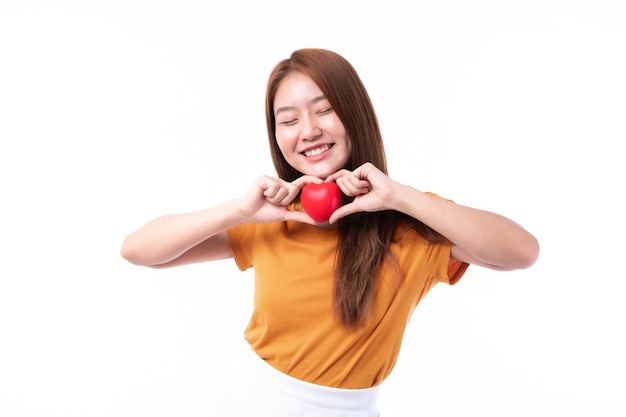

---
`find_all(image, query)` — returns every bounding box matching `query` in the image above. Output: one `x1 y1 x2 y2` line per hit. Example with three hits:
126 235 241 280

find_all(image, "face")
273 72 351 179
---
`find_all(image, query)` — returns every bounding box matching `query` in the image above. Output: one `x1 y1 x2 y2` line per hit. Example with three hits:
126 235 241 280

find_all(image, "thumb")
328 202 360 224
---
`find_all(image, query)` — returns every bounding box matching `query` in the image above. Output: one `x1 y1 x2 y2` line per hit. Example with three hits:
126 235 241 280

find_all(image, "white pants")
210 348 381 416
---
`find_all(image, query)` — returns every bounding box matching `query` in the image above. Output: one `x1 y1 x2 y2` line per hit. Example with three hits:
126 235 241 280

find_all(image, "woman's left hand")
325 162 398 223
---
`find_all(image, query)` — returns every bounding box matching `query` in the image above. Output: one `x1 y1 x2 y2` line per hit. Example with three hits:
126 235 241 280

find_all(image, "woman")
121 48 539 416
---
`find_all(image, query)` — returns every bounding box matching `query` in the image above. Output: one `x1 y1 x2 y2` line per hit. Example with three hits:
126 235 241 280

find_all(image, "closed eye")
318 108 333 116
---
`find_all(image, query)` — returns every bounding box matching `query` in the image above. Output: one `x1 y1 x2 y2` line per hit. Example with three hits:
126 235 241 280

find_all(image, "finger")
262 182 281 199
328 202 360 224
283 209 318 225
262 185 276 199
292 175 324 188
278 186 301 206
270 187 292 205
336 176 370 197
324 169 351 183
351 162 376 178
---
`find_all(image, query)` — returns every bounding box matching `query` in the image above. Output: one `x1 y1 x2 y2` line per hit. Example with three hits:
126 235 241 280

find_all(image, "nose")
300 114 322 141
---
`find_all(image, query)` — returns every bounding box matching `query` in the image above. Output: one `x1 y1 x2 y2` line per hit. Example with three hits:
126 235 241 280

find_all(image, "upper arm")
151 230 233 269
450 244 511 272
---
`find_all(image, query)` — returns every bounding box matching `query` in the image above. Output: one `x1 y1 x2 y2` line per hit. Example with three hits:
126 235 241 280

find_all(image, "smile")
302 144 333 157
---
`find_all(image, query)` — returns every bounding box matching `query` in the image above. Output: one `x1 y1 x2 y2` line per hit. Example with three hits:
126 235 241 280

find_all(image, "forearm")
391 184 539 270
120 199 245 267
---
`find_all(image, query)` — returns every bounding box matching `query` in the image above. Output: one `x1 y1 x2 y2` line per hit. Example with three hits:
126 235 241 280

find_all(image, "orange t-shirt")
227 217 468 389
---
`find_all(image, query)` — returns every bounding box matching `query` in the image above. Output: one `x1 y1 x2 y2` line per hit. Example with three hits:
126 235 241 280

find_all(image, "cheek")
338 135 353 168
344 134 352 153
275 132 295 157
329 118 350 149
338 126 352 155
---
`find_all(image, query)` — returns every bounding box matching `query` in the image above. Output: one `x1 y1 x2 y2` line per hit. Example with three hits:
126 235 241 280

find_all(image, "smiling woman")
120 48 538 416
272 71 352 180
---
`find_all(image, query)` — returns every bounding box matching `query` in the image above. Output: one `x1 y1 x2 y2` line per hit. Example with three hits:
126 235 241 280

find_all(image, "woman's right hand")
237 175 322 224
120 174 323 268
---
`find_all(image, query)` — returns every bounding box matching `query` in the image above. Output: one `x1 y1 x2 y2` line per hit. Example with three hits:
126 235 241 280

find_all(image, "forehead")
274 72 325 106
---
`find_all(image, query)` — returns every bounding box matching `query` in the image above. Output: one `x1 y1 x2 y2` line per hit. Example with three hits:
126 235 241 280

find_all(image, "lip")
300 143 334 159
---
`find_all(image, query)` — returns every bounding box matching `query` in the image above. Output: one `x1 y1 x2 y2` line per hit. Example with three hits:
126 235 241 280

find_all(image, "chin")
316 165 343 179
315 171 335 180
298 160 344 179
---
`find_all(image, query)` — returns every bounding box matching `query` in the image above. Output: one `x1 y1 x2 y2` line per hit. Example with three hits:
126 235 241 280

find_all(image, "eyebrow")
274 94 328 117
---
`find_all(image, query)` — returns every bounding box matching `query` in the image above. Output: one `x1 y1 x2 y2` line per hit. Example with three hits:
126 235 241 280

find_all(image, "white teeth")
303 144 331 157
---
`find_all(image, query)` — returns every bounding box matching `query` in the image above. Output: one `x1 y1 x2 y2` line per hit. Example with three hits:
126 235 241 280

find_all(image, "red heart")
301 183 342 222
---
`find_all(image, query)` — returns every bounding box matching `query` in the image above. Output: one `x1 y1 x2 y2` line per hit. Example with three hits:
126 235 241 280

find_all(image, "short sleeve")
227 224 255 271
435 242 469 285
425 192 470 285
447 257 469 285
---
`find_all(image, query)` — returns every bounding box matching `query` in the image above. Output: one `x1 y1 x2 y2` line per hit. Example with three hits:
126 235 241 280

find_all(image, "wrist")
390 183 427 215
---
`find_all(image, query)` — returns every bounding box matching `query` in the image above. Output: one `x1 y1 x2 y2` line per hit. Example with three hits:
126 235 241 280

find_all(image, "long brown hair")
265 48 446 328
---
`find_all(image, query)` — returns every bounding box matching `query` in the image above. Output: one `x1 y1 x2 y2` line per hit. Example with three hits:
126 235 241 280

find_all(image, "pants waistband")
246 348 380 411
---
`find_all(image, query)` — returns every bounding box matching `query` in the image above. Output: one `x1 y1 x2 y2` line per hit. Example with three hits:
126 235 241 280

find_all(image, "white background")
1 1 624 416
